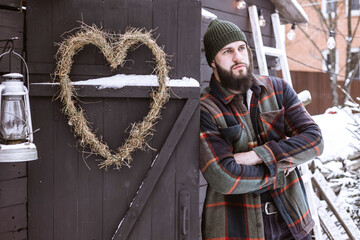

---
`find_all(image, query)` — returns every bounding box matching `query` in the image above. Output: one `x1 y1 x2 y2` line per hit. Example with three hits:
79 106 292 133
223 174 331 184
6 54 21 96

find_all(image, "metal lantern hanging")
0 73 37 162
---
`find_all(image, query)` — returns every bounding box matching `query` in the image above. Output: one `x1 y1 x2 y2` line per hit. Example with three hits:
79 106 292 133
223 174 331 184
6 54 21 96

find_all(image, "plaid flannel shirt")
200 74 324 240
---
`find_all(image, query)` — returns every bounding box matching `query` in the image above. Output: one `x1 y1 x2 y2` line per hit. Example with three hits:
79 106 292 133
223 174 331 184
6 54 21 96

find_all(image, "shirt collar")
209 74 266 105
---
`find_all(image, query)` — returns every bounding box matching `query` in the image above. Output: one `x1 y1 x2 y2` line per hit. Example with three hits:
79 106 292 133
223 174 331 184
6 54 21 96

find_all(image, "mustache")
231 62 248 69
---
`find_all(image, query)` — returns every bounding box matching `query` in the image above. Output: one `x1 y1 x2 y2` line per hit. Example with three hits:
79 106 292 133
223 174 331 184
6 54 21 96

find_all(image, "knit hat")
204 19 248 66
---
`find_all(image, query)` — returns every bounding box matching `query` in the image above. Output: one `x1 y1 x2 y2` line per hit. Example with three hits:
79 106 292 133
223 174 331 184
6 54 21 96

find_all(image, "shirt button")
257 223 261 228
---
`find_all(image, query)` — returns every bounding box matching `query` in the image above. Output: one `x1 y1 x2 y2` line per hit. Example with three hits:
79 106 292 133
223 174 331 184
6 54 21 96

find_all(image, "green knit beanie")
204 19 248 66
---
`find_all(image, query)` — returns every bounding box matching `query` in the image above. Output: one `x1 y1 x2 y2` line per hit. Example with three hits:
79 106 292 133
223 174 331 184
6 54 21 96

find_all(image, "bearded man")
200 19 324 240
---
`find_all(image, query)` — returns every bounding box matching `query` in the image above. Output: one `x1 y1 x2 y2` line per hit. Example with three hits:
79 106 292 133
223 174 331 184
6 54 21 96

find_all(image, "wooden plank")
127 100 182 239
153 0 178 78
127 202 152 240
314 196 345 240
76 0 104 29
26 0 53 64
199 169 208 234
269 0 309 24
0 50 24 74
312 171 360 240
290 71 333 115
77 98 103 240
177 0 201 80
0 9 24 48
0 0 22 8
122 0 153 76
0 178 26 208
112 98 199 240
102 97 152 240
147 100 183 240
175 100 200 240
53 100 79 240
0 163 26 181
29 84 200 99
0 229 27 240
102 0 127 31
76 0 106 66
200 64 212 88
271 13 292 86
0 8 24 74
27 96 54 240
299 164 322 240
249 5 269 76
51 0 78 59
147 159 175 240
0 204 26 233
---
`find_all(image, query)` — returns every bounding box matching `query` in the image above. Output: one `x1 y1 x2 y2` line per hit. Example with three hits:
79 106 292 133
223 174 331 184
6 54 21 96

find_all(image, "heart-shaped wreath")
54 25 170 170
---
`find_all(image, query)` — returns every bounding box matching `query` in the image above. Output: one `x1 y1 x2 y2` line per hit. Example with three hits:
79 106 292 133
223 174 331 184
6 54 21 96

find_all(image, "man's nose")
232 49 242 62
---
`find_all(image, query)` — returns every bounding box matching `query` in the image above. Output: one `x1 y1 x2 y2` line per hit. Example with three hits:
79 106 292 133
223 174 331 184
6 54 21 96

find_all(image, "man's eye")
223 49 231 54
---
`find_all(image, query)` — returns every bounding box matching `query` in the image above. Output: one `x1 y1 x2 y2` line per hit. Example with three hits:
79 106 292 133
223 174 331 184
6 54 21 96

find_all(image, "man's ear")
210 60 216 69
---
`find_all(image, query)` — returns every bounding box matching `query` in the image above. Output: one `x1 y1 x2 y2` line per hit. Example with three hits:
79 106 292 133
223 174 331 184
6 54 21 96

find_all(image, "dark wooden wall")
0 1 27 239
26 0 201 83
0 1 24 75
200 0 277 89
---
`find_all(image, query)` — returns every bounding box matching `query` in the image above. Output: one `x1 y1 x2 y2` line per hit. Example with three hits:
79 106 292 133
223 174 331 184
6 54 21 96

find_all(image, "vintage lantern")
0 73 37 162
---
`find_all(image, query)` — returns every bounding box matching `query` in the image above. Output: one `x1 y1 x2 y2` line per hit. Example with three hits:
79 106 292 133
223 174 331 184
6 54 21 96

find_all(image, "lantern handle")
0 37 29 90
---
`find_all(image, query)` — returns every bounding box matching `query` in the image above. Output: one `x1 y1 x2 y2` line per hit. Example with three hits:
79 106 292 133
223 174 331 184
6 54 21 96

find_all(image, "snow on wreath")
53 24 170 170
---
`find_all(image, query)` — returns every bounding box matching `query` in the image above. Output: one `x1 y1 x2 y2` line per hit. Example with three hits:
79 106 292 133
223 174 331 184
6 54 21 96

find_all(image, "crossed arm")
200 83 323 195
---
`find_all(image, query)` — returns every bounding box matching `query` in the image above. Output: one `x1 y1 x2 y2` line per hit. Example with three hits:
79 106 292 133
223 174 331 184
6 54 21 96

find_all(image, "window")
322 0 337 18
350 48 360 80
346 0 360 16
322 49 339 74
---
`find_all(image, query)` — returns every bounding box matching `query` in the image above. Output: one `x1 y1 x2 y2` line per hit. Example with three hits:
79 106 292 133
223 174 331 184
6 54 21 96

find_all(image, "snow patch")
35 74 199 89
312 107 359 162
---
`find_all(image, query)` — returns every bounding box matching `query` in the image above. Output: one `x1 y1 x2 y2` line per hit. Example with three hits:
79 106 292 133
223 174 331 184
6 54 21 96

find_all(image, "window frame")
350 47 360 80
346 0 360 17
321 0 337 19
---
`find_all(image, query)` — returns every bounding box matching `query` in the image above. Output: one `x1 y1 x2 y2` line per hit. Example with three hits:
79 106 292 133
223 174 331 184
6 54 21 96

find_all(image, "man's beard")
215 62 254 94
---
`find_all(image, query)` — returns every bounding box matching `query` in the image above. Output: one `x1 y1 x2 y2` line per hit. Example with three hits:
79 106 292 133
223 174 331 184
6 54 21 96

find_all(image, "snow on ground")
312 107 360 163
311 106 360 230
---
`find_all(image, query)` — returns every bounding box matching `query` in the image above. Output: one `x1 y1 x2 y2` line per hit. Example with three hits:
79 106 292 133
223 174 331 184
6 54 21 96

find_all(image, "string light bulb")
258 9 266 27
327 31 336 50
236 0 246 10
287 24 296 41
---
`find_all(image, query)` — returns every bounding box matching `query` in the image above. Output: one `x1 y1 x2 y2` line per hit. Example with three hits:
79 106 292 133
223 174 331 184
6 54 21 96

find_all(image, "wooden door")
28 85 200 240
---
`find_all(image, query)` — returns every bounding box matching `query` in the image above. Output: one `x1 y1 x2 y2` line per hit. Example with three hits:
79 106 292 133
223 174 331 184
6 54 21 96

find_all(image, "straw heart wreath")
54 25 170 170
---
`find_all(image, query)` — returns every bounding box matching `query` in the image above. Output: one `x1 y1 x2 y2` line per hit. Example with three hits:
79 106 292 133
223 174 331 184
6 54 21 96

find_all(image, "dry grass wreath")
54 24 170 170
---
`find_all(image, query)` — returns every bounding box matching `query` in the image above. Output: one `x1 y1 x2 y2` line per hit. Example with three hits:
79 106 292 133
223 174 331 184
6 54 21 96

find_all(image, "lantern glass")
0 95 27 142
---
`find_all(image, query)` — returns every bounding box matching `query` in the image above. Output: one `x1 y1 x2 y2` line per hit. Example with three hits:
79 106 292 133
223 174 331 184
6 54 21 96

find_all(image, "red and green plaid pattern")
200 75 324 240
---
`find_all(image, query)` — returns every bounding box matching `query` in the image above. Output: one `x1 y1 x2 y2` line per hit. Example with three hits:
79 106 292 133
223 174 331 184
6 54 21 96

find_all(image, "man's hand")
234 151 263 166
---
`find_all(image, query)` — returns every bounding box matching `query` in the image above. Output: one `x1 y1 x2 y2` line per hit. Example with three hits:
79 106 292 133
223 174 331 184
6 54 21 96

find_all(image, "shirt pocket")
259 107 286 141
219 124 248 152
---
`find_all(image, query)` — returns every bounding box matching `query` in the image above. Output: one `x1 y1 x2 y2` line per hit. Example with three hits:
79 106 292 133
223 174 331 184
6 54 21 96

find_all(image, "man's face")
211 41 253 93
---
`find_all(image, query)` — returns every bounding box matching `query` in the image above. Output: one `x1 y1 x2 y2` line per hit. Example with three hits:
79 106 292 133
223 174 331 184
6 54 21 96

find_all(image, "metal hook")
0 37 21 72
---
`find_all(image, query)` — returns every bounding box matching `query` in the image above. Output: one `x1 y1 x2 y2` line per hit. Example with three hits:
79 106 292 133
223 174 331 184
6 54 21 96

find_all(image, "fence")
289 71 360 115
